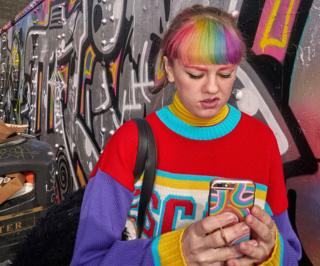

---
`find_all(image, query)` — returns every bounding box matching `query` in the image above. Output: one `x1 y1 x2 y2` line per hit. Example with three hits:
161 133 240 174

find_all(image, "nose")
203 74 219 94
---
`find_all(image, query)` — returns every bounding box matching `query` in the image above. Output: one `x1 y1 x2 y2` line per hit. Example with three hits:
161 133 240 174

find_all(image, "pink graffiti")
252 0 301 62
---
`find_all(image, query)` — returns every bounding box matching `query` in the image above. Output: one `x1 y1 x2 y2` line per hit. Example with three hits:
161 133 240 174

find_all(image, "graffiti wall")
0 0 319 264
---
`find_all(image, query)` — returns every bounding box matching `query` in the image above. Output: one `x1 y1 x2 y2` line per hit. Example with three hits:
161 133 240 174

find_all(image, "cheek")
175 75 190 87
220 79 235 93
174 77 195 95
225 84 234 94
176 84 195 106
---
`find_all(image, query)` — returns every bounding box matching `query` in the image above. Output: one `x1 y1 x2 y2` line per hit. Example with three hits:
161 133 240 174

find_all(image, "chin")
196 111 219 119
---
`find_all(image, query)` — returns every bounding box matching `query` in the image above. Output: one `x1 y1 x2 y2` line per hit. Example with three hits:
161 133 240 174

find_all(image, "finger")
246 214 274 242
251 206 274 230
227 257 256 266
238 240 267 259
5 124 28 131
204 222 250 248
5 123 27 128
195 212 238 236
245 239 258 247
197 246 242 264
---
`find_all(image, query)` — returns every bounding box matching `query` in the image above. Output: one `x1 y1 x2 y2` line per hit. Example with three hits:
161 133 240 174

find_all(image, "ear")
163 56 175 83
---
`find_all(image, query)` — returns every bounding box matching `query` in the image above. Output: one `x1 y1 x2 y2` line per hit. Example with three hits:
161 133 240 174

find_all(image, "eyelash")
187 72 204 79
218 73 232 79
187 72 232 79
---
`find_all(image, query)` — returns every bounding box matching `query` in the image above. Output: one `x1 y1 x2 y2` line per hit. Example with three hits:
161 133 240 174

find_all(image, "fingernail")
224 212 238 222
252 206 259 215
250 240 258 247
242 224 249 232
240 242 248 250
246 215 253 224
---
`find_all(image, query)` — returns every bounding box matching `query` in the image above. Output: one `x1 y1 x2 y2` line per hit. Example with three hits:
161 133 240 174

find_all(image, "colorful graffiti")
0 0 319 264
252 0 301 62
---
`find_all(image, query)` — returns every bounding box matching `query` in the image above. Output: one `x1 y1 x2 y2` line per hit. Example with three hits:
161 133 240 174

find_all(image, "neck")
168 93 229 126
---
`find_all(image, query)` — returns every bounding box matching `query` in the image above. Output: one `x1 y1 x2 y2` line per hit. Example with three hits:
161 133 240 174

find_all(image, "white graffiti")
94 68 111 112
236 66 289 155
227 0 240 13
121 41 154 124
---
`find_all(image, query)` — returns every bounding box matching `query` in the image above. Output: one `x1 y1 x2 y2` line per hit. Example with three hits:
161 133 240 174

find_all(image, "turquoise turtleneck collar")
156 104 241 140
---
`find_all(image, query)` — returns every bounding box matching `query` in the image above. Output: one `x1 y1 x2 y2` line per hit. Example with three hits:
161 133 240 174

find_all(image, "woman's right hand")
182 212 250 266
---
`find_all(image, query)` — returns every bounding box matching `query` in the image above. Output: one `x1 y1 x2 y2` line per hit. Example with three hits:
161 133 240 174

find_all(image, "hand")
227 206 277 266
182 212 250 266
0 120 28 140
4 123 28 131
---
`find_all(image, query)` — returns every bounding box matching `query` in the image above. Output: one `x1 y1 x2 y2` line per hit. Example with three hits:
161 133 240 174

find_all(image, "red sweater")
97 105 287 236
73 105 300 266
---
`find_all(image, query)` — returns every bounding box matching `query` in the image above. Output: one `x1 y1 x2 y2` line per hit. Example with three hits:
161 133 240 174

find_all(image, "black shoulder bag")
12 118 157 266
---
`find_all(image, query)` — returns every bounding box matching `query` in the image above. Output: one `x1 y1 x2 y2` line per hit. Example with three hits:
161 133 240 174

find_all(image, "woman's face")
164 58 237 119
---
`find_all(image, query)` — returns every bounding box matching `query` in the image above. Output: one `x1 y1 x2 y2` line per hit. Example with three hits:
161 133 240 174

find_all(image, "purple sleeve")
70 170 155 266
273 210 302 265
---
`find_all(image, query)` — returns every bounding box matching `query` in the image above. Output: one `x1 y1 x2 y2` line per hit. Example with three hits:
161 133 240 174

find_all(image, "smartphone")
208 178 255 245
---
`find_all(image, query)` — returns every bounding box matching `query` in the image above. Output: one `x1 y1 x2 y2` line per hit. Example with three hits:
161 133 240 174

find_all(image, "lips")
202 98 217 103
200 97 220 109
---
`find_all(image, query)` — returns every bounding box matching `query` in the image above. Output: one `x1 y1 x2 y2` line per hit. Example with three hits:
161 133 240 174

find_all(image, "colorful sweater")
71 104 301 266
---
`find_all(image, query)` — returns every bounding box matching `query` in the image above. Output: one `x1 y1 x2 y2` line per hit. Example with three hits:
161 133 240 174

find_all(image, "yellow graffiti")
11 45 20 68
156 56 165 82
76 162 87 188
0 206 44 222
109 52 122 92
49 85 54 130
109 60 118 89
58 66 69 86
84 45 95 77
37 71 43 131
69 0 77 9
35 19 49 26
260 0 296 50
34 1 50 25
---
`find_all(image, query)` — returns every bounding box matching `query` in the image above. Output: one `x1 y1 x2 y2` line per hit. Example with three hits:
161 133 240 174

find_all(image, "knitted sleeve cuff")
151 227 187 266
258 227 283 266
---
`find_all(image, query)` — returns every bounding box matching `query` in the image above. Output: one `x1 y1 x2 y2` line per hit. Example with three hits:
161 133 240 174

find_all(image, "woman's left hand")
226 206 277 266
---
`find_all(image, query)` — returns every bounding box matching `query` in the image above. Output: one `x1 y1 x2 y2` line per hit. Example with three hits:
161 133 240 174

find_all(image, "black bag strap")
133 118 148 181
132 118 157 238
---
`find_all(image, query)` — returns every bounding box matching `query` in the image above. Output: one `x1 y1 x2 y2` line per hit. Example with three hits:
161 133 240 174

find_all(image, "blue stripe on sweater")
157 169 213 182
151 237 161 266
156 104 241 140
279 233 285 266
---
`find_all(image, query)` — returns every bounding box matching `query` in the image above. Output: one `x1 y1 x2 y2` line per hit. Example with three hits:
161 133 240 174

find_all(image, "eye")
218 72 232 79
186 72 204 79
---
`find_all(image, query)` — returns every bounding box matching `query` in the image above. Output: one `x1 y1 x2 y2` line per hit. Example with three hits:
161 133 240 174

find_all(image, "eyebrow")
217 66 235 71
184 65 208 71
184 64 235 72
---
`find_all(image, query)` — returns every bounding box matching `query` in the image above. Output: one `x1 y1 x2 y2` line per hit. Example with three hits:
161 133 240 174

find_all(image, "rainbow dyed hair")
161 5 245 65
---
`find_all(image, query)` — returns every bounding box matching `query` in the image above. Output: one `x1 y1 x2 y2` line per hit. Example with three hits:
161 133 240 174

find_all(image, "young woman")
71 5 301 266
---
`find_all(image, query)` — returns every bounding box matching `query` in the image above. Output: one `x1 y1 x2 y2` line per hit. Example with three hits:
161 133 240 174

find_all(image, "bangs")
166 18 244 65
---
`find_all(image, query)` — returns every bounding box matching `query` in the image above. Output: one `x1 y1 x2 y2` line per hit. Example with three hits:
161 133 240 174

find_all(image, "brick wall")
0 0 30 28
